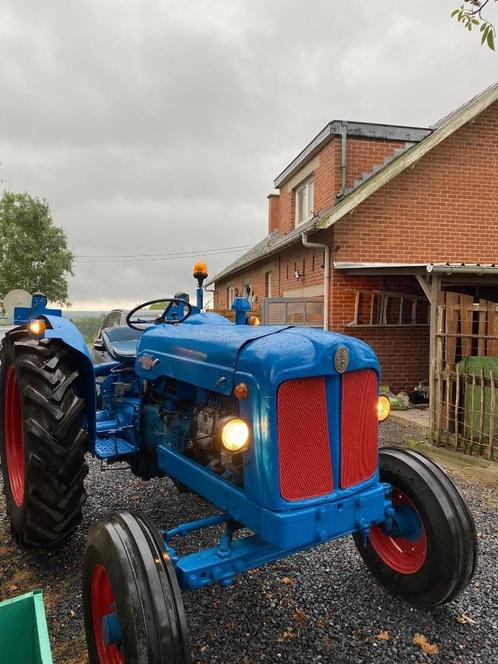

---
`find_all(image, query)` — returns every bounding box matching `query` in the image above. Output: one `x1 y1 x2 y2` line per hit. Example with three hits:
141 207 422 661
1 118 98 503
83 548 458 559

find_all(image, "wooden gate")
433 291 498 459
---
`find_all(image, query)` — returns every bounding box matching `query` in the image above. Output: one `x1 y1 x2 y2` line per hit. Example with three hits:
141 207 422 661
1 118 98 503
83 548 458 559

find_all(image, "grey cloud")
0 0 495 307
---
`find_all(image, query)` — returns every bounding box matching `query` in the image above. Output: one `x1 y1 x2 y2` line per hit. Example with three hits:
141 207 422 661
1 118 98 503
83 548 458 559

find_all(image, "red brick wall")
312 139 340 215
348 326 430 392
214 242 329 308
268 194 280 234
333 101 498 265
346 137 406 190
275 135 408 236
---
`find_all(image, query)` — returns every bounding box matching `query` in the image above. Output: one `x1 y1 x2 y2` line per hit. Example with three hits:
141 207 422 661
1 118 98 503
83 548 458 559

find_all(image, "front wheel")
83 511 191 664
354 447 478 608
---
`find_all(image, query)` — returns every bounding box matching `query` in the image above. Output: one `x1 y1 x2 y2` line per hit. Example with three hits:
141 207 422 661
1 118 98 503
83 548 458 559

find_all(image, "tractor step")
95 437 136 460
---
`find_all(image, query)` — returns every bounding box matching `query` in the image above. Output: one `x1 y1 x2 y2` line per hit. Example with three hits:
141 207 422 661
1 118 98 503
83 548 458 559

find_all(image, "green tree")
71 315 104 345
0 191 74 305
452 1 496 50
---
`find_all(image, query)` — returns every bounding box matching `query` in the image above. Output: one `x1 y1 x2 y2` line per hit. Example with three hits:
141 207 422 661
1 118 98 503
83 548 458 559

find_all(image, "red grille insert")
341 370 378 488
277 377 333 501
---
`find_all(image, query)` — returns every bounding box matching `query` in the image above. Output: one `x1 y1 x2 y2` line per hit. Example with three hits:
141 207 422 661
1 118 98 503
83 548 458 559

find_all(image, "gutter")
427 264 498 276
301 232 330 331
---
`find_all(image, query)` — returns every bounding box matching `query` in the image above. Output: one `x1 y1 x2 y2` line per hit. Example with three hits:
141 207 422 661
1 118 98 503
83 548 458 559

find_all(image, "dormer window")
295 178 315 226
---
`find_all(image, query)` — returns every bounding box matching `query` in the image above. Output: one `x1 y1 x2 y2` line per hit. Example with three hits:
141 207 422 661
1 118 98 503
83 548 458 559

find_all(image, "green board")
459 356 498 441
0 590 53 664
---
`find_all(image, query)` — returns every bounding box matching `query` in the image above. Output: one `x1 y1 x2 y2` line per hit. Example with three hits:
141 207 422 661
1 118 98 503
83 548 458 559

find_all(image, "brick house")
209 83 498 394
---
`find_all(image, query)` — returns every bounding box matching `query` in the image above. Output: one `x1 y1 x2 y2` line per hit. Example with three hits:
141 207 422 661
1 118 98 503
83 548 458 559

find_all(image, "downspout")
337 121 348 199
301 232 330 331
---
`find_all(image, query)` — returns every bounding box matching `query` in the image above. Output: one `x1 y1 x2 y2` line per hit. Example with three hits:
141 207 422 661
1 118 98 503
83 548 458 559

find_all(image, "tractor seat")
101 326 145 363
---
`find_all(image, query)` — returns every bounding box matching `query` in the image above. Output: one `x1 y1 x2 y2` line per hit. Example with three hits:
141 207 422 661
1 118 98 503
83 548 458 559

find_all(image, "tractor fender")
44 315 97 444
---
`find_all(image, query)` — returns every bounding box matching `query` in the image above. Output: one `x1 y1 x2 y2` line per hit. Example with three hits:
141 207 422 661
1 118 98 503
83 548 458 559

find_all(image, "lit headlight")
377 395 391 422
28 319 46 338
219 417 250 452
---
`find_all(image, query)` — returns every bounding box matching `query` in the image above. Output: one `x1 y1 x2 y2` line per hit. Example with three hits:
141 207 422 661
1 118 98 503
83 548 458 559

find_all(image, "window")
227 286 236 307
265 271 272 298
295 178 315 226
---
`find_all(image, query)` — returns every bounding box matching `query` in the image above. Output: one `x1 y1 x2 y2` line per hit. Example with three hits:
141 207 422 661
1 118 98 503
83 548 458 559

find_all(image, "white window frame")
265 271 272 298
295 178 315 226
228 286 236 307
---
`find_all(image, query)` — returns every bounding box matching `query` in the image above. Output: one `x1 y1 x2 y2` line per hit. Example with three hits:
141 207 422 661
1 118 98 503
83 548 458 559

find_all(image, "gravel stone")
0 417 496 663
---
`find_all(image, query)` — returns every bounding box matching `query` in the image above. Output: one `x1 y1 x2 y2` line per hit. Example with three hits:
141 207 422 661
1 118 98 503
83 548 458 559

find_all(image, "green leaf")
482 26 490 44
472 19 479 26
487 29 496 51
451 8 460 17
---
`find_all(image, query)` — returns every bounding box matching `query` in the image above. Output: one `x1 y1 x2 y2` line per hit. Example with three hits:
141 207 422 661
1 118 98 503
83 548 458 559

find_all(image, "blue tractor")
0 265 477 663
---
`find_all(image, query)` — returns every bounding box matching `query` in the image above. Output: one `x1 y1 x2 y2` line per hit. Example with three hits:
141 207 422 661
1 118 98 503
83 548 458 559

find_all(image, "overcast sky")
0 0 496 310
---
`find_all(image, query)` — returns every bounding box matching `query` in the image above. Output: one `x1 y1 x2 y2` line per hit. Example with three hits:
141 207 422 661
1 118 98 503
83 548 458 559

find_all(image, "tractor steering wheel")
126 298 193 331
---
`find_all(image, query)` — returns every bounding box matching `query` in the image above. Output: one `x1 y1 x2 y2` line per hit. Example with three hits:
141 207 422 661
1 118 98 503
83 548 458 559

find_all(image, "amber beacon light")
193 261 208 283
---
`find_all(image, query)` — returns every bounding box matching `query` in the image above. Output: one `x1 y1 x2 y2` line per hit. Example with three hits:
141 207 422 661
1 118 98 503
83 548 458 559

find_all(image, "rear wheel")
83 511 191 664
354 447 478 608
0 332 88 546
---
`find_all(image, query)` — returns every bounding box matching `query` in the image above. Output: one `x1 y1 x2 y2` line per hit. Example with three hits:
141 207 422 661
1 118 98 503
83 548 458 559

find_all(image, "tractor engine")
141 377 244 486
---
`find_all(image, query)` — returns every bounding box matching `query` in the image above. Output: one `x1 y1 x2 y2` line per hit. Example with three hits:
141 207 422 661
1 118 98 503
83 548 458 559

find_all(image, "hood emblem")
138 354 158 371
334 346 349 373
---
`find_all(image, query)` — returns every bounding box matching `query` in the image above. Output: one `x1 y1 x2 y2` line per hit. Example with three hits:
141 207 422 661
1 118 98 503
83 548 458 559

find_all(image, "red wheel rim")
369 489 427 574
4 366 25 507
91 565 124 664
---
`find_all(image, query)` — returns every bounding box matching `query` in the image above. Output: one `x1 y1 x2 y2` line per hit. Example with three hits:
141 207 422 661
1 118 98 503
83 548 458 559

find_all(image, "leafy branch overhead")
452 1 496 50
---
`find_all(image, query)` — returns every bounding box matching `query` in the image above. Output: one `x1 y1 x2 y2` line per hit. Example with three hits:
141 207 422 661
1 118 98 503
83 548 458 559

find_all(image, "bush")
71 316 104 345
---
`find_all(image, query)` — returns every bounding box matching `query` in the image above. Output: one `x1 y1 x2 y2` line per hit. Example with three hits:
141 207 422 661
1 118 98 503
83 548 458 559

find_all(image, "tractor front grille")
340 370 378 488
277 377 333 501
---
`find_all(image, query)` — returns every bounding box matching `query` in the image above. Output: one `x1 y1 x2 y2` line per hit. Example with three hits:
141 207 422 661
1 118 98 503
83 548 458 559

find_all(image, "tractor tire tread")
0 333 88 547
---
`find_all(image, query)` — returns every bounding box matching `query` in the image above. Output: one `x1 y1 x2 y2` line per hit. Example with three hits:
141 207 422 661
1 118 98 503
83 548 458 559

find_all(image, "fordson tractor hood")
136 317 379 394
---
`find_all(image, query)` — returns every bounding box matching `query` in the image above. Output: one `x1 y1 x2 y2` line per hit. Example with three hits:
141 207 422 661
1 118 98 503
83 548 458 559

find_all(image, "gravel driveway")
1 418 496 663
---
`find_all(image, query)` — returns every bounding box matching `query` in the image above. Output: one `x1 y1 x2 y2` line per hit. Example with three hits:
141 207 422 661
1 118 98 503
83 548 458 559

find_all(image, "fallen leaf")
8 584 18 592
376 630 390 641
316 618 326 629
413 633 439 655
293 609 307 626
282 576 293 585
457 612 477 625
282 629 295 640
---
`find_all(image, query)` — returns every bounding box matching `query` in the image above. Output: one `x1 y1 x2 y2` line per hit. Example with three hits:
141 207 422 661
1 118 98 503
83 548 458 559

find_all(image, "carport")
334 262 498 458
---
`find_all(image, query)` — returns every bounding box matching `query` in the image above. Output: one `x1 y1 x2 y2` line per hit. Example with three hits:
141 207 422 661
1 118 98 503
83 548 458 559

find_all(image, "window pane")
307 180 314 217
297 187 305 224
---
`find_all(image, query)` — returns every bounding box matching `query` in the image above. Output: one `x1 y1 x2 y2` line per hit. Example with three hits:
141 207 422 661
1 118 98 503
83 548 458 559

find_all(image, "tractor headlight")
377 395 391 422
28 318 46 339
218 417 250 452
